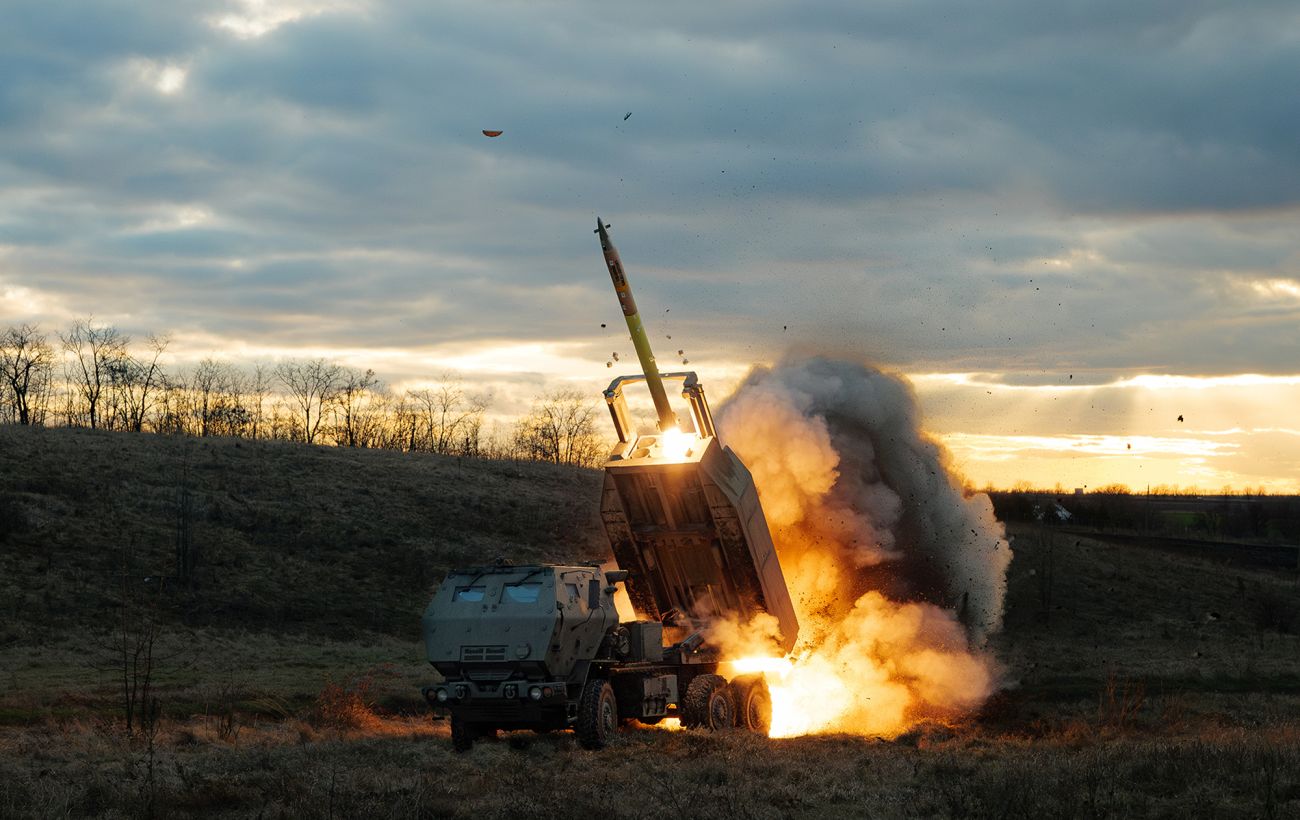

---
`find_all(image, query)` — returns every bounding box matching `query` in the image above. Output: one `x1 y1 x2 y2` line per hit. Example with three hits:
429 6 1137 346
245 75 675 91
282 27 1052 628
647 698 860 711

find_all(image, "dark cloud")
1 0 1299 384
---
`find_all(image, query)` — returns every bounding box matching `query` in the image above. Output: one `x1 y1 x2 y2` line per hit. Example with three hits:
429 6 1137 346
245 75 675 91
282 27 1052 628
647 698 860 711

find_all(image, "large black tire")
730 675 772 735
450 714 476 752
682 674 734 731
576 679 619 750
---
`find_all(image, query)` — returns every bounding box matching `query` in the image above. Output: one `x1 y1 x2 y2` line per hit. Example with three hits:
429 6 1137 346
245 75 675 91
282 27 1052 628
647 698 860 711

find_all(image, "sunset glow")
1 0 1296 495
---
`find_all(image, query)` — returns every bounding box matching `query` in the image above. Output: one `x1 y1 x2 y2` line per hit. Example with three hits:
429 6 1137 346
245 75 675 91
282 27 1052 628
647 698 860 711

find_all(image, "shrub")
309 668 395 731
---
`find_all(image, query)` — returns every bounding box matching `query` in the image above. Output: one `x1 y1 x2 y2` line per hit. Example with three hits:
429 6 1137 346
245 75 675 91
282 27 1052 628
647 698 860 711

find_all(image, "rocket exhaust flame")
658 426 696 461
712 357 1012 738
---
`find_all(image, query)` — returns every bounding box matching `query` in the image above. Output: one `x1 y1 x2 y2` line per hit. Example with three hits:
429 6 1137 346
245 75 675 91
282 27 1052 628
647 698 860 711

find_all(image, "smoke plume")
714 356 1011 736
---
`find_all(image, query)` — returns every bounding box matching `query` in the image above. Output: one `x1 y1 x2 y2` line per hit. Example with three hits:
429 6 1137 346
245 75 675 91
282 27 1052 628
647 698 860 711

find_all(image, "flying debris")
1178 415 1184 422
600 323 607 328
606 361 612 368
681 358 689 364
624 112 632 121
677 349 683 355
482 129 503 137
783 325 788 331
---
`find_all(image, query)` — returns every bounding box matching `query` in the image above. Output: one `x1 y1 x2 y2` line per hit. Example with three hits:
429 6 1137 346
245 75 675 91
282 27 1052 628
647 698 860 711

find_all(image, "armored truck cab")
423 563 620 743
423 560 766 750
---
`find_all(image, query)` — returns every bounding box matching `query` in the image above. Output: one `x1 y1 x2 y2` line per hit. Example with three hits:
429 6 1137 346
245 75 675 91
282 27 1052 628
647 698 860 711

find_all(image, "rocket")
596 218 676 432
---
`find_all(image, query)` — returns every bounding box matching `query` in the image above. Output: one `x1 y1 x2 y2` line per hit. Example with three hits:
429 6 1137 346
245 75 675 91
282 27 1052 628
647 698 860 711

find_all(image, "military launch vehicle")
420 220 798 751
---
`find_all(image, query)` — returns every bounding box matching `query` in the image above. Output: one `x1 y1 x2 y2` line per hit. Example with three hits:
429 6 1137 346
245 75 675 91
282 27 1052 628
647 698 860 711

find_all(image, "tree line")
0 320 608 466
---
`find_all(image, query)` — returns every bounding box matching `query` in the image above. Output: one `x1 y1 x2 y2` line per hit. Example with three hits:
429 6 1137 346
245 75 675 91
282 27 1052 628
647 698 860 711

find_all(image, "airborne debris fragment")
1178 415 1184 422
624 112 632 120
481 129 503 137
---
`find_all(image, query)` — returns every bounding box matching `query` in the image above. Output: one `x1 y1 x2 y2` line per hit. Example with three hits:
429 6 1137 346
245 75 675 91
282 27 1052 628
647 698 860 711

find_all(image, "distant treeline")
991 490 1300 544
0 320 608 466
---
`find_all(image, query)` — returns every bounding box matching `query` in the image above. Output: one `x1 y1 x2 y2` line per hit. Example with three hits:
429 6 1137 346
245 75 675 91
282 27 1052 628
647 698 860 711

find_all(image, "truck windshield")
502 583 542 603
452 585 485 602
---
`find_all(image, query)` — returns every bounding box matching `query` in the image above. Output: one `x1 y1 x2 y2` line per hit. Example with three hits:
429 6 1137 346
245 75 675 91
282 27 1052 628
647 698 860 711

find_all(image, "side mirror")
604 569 629 585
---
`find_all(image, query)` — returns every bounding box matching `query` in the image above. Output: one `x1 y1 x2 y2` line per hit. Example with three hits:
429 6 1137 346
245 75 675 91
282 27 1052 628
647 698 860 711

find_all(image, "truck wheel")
731 675 772 735
450 715 476 752
682 674 733 731
576 679 618 750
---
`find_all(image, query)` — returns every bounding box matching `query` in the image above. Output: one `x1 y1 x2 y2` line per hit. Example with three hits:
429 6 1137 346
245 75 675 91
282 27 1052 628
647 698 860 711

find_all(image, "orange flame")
719 591 998 738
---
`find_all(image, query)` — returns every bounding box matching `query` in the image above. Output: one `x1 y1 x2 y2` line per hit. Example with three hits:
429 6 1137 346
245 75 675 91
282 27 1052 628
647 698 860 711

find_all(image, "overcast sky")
2 0 1298 490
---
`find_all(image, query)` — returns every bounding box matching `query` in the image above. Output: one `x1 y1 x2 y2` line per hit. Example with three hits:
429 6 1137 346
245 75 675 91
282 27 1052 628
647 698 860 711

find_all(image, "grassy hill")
1 424 1298 818
0 424 607 641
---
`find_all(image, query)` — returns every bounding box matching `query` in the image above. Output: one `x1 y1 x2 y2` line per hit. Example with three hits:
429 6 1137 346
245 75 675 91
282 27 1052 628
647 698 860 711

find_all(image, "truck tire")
682 674 733 731
450 714 476 752
576 679 618 750
730 675 772 735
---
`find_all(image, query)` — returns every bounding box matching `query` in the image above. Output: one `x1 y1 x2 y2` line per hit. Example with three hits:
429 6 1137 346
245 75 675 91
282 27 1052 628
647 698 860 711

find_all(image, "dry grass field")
2 425 1299 818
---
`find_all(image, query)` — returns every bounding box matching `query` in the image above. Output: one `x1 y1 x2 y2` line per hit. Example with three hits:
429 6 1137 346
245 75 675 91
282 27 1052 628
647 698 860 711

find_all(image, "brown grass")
2 426 1299 817
0 715 1297 819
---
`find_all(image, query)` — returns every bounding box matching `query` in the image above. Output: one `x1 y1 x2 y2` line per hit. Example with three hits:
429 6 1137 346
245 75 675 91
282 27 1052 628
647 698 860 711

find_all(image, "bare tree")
249 364 271 440
331 367 381 448
190 358 224 437
406 375 490 455
212 366 250 438
61 318 128 429
512 388 605 466
111 334 170 432
0 323 54 425
275 358 342 444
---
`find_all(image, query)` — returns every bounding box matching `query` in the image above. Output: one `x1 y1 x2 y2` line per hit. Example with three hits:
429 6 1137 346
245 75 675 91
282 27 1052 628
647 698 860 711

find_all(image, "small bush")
1098 674 1146 729
309 669 390 731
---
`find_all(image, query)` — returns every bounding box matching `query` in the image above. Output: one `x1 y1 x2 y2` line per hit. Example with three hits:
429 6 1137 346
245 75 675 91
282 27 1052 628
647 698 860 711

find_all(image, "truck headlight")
529 686 543 701
435 688 449 703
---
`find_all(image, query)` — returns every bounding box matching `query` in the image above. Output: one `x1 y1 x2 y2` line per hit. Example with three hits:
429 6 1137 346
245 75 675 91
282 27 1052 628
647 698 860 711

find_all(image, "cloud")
1 0 1299 391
